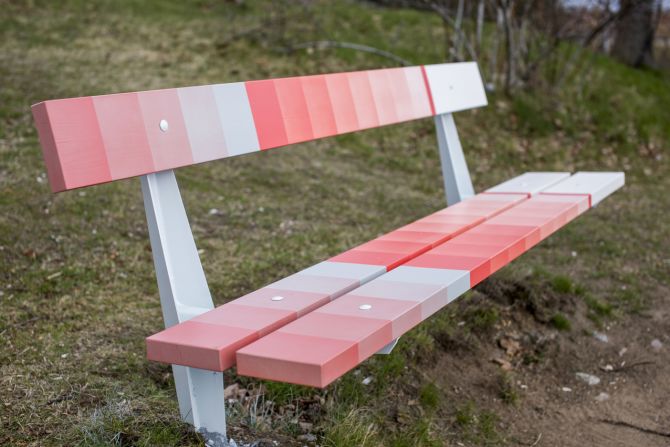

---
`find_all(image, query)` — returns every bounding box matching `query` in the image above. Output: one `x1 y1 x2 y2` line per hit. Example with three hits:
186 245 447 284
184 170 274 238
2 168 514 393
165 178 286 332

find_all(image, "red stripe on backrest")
420 65 437 116
245 80 288 150
301 75 338 139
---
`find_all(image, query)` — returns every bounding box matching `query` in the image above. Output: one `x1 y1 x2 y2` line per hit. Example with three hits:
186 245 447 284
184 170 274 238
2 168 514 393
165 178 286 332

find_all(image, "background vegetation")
1 0 668 445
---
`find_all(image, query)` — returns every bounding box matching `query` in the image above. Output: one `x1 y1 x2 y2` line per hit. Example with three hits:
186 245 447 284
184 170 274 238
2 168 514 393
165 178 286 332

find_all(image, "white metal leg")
141 170 228 445
434 113 475 206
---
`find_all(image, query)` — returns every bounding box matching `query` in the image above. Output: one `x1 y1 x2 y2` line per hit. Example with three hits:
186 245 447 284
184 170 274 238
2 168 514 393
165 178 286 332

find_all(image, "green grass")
550 313 572 331
1 0 669 446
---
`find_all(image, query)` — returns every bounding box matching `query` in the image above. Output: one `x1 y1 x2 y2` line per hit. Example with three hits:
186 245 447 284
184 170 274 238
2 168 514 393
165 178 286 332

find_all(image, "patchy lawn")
1 1 668 446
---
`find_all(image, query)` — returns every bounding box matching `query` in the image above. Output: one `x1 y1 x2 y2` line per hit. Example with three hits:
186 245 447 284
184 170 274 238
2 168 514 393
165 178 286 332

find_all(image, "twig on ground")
286 41 413 66
598 419 670 438
530 432 542 446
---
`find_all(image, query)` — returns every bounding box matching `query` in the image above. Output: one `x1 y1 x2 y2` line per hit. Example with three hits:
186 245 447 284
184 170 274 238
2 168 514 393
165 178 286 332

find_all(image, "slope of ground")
0 1 668 445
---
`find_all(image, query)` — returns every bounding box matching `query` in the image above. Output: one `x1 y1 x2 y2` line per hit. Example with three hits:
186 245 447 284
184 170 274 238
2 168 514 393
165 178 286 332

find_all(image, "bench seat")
146 172 578 371
235 172 623 386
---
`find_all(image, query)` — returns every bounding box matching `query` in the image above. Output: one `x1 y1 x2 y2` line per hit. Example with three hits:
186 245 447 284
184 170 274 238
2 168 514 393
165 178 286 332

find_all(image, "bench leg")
376 338 400 355
434 113 475 205
141 171 228 445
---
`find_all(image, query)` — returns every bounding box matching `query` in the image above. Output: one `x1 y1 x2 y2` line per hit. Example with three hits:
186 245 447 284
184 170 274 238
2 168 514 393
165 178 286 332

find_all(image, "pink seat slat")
235 173 623 387
32 63 486 192
146 172 577 372
146 191 529 371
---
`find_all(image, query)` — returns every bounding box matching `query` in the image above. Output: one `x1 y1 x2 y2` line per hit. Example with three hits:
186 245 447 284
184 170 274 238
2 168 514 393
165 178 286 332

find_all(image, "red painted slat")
274 77 314 144
301 75 338 139
245 80 288 150
236 194 594 387
147 192 526 371
93 93 155 179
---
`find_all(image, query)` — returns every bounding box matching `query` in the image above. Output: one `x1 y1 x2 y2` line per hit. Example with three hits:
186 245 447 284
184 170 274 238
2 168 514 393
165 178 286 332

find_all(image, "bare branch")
287 41 413 66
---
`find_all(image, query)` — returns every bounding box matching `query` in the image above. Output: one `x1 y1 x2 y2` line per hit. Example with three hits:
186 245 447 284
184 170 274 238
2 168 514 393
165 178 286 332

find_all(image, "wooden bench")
31 62 624 446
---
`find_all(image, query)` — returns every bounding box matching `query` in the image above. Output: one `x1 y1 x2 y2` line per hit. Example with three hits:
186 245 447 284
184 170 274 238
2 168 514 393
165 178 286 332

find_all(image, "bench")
31 62 624 446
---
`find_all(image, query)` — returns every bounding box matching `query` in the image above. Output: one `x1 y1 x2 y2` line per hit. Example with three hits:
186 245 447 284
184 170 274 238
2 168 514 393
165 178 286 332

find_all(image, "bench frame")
141 112 473 443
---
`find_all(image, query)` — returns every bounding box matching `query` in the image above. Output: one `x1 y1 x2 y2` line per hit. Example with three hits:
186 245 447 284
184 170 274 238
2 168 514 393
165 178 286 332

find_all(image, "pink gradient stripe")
32 64 445 192
145 192 526 372
236 194 593 387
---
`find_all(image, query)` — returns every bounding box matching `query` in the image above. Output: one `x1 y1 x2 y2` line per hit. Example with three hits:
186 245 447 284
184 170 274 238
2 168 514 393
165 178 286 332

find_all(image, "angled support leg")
435 113 475 206
141 170 228 446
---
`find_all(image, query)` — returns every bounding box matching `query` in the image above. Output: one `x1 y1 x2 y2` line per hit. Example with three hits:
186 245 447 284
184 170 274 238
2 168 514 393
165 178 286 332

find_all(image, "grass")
1 0 669 445
550 313 572 331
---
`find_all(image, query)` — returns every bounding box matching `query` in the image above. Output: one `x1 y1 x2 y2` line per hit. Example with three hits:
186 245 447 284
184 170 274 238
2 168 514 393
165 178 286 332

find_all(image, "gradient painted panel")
236 175 623 387
138 89 193 170
93 93 155 179
178 85 227 163
146 262 386 371
347 70 380 129
301 75 338 139
367 69 398 125
32 63 490 192
403 66 433 118
32 98 110 190
147 187 527 371
245 80 288 150
274 77 314 144
324 72 359 133
212 82 260 156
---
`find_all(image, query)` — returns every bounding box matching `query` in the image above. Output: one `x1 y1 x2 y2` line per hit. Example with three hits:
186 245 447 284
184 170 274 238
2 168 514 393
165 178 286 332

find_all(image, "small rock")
593 332 609 343
618 347 627 357
576 372 601 386
491 357 513 371
651 339 663 351
361 376 373 385
603 364 614 371
208 208 220 215
297 433 317 442
595 392 610 402
224 383 240 399
499 337 521 356
561 387 572 392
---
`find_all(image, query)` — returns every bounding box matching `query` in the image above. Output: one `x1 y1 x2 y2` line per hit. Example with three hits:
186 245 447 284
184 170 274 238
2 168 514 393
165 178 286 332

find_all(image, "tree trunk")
611 0 656 67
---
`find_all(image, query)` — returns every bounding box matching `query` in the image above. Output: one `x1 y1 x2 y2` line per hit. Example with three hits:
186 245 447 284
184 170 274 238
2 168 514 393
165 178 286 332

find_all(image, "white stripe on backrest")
424 62 488 114
212 82 260 156
178 85 228 163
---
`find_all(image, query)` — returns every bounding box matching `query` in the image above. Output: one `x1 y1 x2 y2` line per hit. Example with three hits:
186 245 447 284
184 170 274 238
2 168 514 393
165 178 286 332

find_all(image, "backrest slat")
32 62 486 192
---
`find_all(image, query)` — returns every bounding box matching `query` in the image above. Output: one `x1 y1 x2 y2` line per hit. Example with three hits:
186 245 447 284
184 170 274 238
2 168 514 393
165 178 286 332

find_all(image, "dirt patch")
408 277 670 446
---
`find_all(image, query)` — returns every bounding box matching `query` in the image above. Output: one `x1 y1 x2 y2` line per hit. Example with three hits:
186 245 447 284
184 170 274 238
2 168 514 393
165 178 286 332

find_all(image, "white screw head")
359 304 372 310
271 296 284 301
159 119 169 132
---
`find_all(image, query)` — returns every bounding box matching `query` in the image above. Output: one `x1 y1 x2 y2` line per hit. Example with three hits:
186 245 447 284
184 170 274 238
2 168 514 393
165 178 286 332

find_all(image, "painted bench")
31 62 624 445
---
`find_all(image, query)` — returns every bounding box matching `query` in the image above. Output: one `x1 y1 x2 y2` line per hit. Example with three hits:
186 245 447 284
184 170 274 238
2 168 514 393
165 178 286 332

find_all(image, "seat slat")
146 173 567 372
235 172 623 387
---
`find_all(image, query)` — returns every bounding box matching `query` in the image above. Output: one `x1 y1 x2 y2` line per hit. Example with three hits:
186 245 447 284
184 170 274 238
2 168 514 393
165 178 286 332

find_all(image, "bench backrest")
32 63 486 192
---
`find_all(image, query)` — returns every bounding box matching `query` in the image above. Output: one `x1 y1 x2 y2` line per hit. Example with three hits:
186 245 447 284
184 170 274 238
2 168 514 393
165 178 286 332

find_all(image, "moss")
550 313 572 331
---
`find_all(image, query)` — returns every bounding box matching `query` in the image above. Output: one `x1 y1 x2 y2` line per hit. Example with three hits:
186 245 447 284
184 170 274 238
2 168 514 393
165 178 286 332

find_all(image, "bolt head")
271 296 284 301
359 304 372 310
159 119 169 132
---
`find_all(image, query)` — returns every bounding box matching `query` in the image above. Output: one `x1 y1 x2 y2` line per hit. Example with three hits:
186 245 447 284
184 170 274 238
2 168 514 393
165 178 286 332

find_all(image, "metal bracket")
434 113 475 206
376 338 400 355
141 170 228 446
